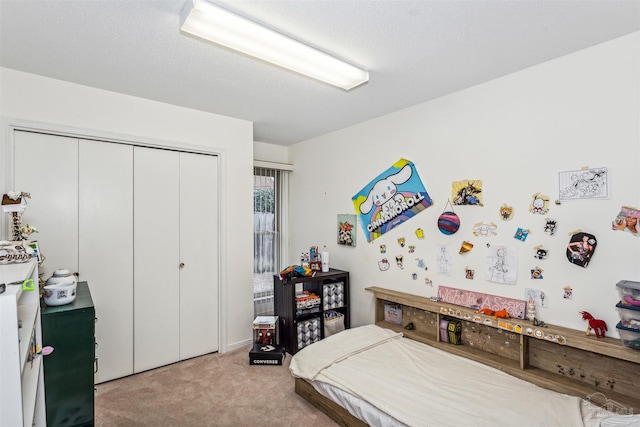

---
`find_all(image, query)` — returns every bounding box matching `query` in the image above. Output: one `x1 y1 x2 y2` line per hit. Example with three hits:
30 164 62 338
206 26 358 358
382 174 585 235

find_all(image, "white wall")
0 67 255 350
254 140 289 164
289 32 640 336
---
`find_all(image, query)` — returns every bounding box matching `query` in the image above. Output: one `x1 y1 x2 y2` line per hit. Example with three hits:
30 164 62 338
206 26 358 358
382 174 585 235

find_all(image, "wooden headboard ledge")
366 286 640 413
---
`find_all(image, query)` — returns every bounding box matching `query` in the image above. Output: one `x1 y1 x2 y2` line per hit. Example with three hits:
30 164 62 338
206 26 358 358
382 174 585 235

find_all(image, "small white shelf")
0 259 44 427
22 355 42 427
18 303 38 374
0 260 36 286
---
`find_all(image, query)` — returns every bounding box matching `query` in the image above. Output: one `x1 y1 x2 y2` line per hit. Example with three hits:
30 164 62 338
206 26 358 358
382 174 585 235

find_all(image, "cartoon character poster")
352 159 432 242
452 179 482 206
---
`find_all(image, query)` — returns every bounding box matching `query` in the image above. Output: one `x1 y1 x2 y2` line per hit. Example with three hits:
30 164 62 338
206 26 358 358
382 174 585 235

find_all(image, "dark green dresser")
42 281 95 427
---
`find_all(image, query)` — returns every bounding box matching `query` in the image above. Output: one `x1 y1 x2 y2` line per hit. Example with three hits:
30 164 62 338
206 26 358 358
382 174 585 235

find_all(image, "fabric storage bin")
616 280 640 307
447 320 462 345
616 302 640 330
297 317 321 350
323 281 345 310
616 322 640 350
323 310 345 337
439 319 449 343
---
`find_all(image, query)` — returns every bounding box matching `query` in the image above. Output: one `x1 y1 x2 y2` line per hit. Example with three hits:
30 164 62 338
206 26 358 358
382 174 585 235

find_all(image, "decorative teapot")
43 269 78 306
45 269 78 287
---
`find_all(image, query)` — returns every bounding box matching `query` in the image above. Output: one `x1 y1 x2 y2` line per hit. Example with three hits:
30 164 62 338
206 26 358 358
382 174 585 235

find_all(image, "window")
253 167 288 316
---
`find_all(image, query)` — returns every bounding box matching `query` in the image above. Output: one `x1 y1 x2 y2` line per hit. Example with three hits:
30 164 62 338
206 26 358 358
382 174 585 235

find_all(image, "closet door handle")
179 262 185 268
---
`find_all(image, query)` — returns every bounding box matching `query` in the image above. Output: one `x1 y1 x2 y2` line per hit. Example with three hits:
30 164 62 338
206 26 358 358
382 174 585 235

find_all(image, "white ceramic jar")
45 269 78 287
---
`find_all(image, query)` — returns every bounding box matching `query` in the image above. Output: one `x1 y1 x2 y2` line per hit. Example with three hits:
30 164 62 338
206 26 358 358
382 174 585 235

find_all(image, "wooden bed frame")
294 287 640 426
295 377 367 427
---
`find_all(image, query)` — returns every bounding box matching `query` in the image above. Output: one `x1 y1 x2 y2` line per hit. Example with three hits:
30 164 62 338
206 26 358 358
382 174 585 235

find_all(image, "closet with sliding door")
12 130 219 383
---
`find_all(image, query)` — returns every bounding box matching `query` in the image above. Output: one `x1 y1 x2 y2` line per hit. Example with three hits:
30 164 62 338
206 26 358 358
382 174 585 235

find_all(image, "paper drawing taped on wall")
352 159 432 242
557 167 608 201
485 245 518 285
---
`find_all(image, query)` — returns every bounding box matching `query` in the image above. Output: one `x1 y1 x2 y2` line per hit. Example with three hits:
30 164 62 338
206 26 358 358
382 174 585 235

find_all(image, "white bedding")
310 380 407 427
290 324 624 427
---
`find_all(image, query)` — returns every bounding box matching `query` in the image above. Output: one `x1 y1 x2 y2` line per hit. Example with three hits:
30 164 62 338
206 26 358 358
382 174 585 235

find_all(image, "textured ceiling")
1 0 639 146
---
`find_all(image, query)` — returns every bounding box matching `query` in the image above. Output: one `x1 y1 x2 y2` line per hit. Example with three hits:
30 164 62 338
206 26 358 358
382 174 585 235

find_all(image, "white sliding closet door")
13 131 220 378
14 132 79 278
79 140 134 383
133 147 180 372
179 152 219 359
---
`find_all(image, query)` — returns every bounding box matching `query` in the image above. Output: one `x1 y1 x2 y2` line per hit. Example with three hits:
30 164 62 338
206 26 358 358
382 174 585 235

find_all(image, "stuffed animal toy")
580 311 607 338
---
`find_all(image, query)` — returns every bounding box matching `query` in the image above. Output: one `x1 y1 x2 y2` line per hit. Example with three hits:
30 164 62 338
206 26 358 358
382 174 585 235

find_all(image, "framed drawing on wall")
337 214 356 247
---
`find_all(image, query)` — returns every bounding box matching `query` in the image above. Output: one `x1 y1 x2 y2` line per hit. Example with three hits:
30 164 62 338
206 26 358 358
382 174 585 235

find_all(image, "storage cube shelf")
274 269 350 355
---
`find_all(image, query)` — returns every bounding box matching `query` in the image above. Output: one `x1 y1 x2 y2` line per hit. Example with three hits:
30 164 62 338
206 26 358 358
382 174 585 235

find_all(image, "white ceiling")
1 1 639 146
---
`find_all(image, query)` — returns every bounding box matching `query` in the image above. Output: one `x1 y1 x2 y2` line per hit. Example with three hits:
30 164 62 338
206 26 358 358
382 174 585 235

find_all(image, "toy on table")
476 308 510 319
256 328 274 346
580 311 607 338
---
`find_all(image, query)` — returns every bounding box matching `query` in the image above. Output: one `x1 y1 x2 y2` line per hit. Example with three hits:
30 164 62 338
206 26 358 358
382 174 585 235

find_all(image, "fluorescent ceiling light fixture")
180 0 369 90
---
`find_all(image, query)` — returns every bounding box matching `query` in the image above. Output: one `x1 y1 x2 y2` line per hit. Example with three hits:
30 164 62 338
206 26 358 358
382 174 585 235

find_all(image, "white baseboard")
224 338 252 353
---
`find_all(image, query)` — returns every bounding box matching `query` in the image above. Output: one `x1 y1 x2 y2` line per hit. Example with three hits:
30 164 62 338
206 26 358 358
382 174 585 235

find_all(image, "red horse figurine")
580 311 607 338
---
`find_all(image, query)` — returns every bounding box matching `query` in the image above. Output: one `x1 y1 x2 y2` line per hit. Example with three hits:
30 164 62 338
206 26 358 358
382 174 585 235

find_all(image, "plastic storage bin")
616 302 640 330
616 280 640 307
616 322 640 350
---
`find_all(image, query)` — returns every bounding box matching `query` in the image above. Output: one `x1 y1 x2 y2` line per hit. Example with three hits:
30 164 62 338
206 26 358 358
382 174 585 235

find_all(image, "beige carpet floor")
95 346 338 427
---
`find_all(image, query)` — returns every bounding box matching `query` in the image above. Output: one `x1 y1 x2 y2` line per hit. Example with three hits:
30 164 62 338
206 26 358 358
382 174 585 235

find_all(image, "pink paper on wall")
437 285 526 319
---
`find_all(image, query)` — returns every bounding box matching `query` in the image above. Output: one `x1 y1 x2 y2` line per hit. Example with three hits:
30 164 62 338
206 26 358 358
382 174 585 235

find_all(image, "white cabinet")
0 259 45 427
13 130 219 382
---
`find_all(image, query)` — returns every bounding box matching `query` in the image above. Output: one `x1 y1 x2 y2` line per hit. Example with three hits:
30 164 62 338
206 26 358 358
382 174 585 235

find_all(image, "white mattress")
309 378 640 427
309 378 407 427
291 324 636 427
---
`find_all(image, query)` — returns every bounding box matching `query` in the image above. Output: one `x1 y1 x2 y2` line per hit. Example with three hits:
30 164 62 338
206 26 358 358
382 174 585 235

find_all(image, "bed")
290 324 640 427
